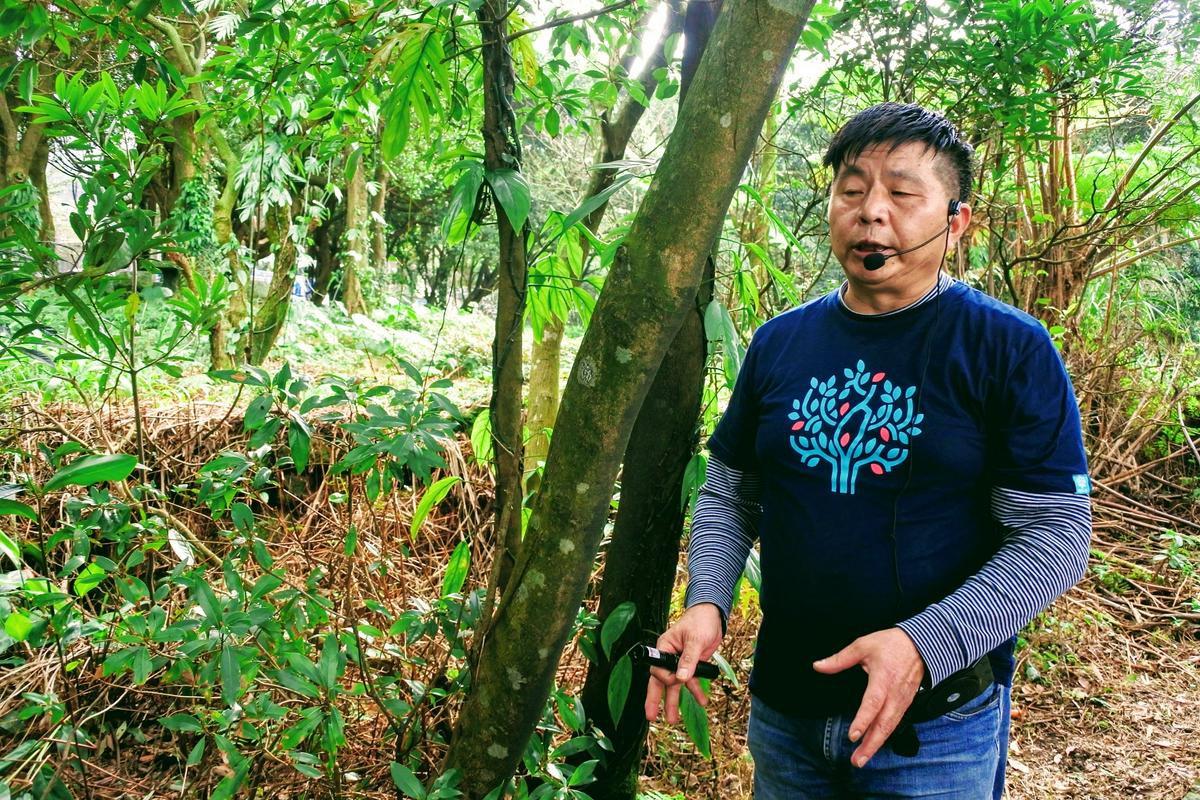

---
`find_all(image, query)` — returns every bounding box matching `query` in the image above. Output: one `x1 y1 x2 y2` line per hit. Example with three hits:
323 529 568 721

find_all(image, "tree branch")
506 0 639 42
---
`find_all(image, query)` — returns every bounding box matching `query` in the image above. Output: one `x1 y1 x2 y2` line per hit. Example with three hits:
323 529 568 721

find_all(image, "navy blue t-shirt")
707 281 1089 716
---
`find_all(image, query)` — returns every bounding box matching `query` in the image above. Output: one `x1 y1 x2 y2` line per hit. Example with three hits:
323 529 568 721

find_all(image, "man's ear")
949 202 972 241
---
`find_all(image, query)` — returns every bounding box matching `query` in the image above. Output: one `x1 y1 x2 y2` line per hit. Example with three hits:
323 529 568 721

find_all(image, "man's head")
823 104 975 310
823 103 974 203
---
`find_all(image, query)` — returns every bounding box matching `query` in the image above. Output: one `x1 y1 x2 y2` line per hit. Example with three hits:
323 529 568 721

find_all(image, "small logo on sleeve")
1072 474 1091 495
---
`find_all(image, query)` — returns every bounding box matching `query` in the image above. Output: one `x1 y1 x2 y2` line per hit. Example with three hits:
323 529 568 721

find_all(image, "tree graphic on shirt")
788 360 924 495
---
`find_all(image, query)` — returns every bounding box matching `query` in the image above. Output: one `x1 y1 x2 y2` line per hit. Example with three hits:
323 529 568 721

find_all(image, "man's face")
827 141 969 289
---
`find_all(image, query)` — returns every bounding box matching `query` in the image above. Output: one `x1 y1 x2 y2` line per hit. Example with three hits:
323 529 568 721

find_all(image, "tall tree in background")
478 0 530 593
443 1 814 795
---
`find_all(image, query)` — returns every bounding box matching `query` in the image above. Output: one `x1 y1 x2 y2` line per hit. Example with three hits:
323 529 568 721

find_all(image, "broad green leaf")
441 539 470 597
486 168 531 232
410 476 460 540
680 680 711 758
287 419 311 473
73 561 107 596
390 761 426 799
568 759 599 787
600 600 636 659
0 499 36 521
607 653 632 726
557 173 633 236
230 502 253 531
4 610 33 642
44 453 137 491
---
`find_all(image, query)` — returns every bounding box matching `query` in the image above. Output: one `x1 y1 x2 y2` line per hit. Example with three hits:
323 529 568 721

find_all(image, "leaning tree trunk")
479 0 529 594
247 202 298 364
575 3 723 795
442 2 813 796
523 1 683 485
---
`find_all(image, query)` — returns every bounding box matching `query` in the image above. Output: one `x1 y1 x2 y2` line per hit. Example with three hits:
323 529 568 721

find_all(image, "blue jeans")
748 683 1011 799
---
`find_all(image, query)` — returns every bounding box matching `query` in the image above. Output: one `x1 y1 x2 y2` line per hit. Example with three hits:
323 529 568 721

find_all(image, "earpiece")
948 199 961 218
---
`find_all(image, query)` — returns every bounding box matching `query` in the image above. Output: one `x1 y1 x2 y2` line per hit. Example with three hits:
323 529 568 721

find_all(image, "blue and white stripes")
897 486 1092 685
684 459 761 624
684 458 1093 688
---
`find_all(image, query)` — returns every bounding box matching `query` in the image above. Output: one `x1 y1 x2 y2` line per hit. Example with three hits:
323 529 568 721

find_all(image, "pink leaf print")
870 463 884 475
880 428 890 442
792 420 805 431
839 402 850 416
872 372 886 383
839 432 850 447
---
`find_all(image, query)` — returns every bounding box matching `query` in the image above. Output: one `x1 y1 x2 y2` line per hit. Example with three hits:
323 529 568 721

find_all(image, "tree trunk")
442 2 813 796
479 0 529 595
341 149 369 316
576 4 720 795
311 192 344 306
30 136 52 241
523 2 683 483
523 317 562 488
247 202 298 364
372 154 389 285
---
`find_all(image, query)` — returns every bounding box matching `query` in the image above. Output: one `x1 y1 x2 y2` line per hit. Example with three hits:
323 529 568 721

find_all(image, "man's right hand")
643 603 724 724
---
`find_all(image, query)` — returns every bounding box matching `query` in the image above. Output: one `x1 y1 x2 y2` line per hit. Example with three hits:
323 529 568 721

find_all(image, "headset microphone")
862 199 962 272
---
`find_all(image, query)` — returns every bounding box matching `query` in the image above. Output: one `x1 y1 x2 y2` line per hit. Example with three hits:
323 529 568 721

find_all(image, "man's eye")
843 190 863 197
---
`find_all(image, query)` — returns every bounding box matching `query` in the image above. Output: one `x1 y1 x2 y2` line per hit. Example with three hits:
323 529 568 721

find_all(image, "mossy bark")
442 2 814 795
575 4 720 794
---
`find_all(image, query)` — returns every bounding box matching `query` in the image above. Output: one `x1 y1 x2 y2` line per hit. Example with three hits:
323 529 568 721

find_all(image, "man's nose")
858 186 889 224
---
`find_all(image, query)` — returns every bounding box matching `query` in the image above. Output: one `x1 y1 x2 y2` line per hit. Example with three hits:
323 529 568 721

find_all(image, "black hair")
823 103 974 203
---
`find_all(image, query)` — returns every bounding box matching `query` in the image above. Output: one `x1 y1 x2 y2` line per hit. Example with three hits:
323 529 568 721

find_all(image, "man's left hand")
812 627 925 768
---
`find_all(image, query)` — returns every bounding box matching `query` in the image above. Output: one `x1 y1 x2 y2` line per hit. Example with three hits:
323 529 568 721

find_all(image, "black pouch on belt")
886 656 995 758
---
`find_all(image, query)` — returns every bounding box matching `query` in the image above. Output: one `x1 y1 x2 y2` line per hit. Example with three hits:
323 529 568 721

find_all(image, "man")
644 103 1092 798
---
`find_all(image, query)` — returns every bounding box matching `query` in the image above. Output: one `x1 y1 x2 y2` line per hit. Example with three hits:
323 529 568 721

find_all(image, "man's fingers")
663 681 683 725
644 669 668 721
813 641 860 675
847 684 885 743
852 702 906 767
684 676 708 707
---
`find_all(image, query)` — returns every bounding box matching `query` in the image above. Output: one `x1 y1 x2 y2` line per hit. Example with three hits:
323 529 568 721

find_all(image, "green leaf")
410 476 460 540
557 173 632 237
287 419 311 473
600 600 636 659
318 633 341 690
441 539 470 597
4 610 33 642
243 394 272 432
0 529 20 567
568 759 599 787
44 453 137 492
607 653 632 726
390 762 426 799
230 502 253 531
186 737 206 767
0 498 36 521
159 713 203 733
470 410 493 468
486 168 531 232
680 680 711 758
73 561 107 596
221 644 240 706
